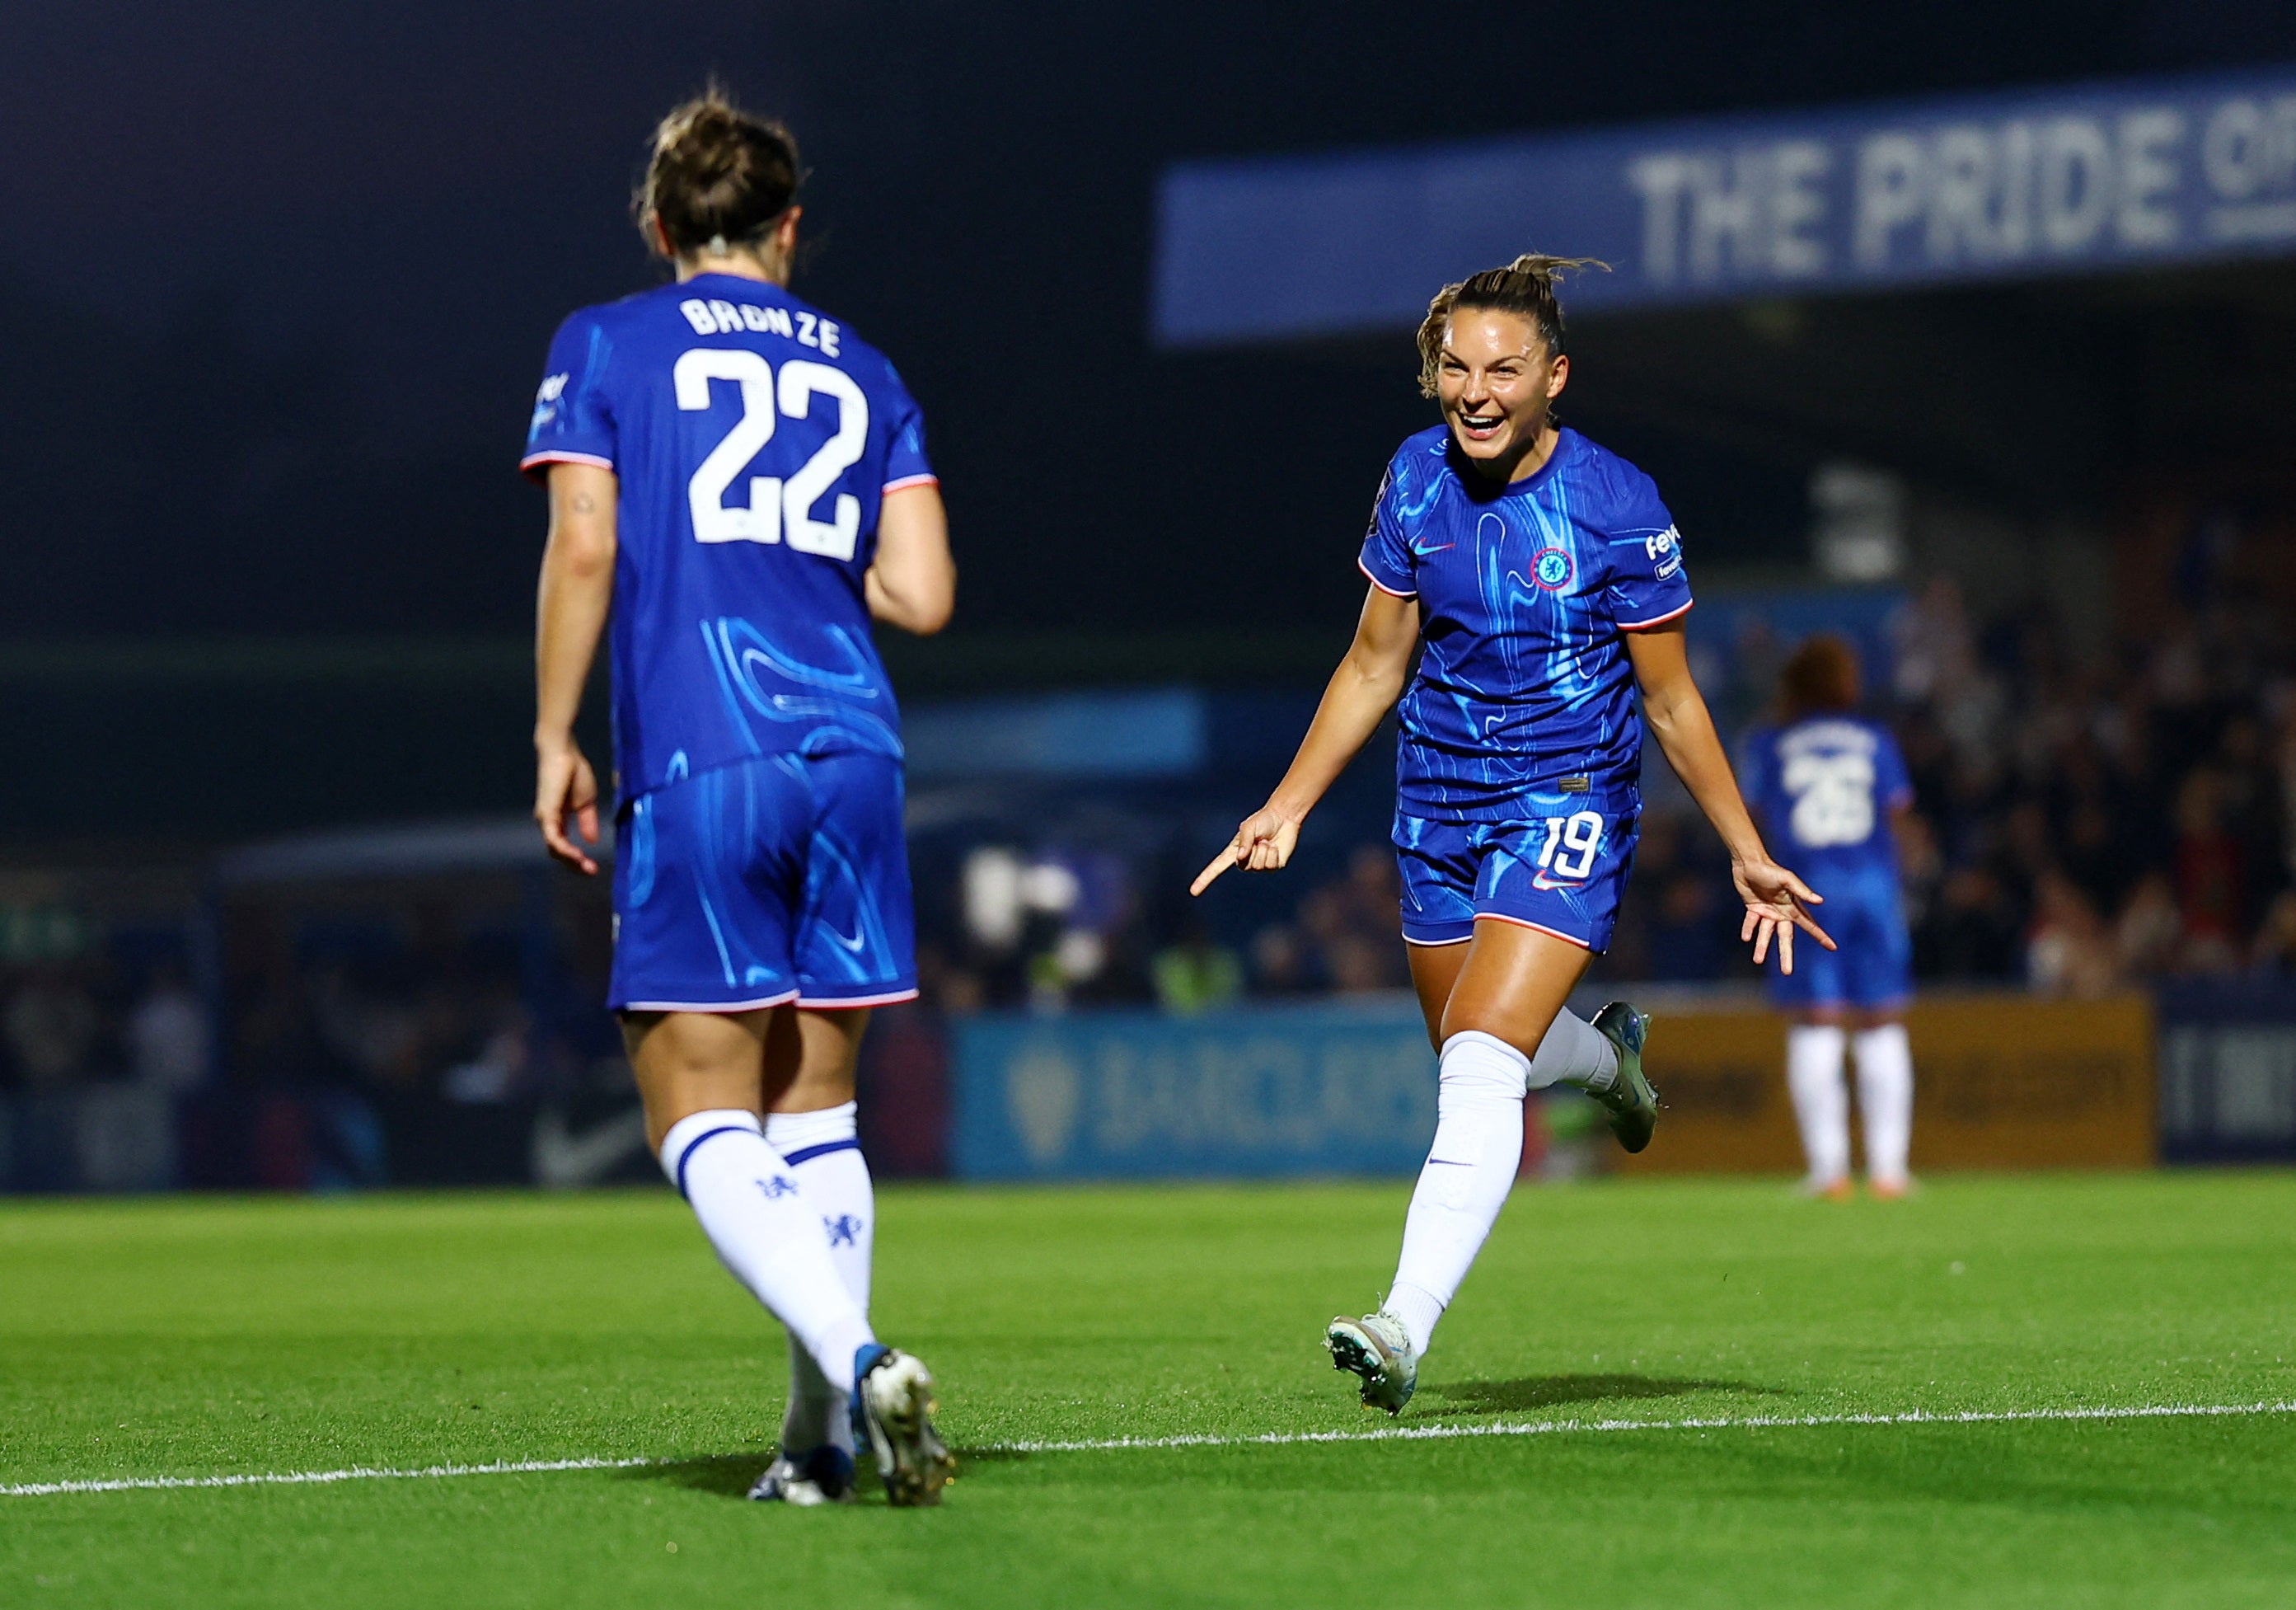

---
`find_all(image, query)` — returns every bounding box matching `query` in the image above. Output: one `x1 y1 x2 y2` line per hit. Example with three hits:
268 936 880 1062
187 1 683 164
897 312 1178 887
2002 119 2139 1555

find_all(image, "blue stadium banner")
951 1000 1436 1179
2157 979 2296 1164
1154 67 2296 345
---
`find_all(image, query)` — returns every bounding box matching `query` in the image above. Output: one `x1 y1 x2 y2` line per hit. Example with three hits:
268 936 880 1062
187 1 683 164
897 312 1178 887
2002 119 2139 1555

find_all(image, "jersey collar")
1448 426 1577 500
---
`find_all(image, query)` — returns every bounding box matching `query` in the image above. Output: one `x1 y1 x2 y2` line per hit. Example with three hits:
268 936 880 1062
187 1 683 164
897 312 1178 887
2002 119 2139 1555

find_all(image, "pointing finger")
1190 846 1239 897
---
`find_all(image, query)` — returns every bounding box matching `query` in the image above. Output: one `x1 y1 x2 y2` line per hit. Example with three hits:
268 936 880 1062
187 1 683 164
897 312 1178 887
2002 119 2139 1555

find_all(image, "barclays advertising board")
1155 66 2296 345
952 999 1437 1179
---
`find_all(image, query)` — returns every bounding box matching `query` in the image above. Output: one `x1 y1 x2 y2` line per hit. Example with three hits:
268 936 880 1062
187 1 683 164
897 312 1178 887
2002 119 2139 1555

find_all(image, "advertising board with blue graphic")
1155 66 2296 345
952 1000 1438 1180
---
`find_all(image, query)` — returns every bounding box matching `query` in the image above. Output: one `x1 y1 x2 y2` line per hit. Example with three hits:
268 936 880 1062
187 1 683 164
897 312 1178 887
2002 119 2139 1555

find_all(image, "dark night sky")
4 1 2291 640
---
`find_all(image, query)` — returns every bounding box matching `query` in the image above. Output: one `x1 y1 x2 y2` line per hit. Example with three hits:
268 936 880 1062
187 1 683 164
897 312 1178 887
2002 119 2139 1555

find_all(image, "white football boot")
747 1446 856 1505
1325 1310 1417 1415
850 1345 956 1506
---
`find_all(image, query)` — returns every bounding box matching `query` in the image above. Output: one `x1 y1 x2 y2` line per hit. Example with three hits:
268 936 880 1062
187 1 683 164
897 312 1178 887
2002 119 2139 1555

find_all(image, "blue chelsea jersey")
1739 715 1914 882
522 273 935 803
1358 426 1694 821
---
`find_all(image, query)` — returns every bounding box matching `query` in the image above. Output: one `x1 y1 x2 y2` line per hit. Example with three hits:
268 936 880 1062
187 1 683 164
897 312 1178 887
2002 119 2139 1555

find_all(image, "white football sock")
1386 1030 1529 1357
1853 1024 1914 1187
1528 1007 1620 1093
658 1110 875 1394
766 1102 873 1457
1786 1025 1850 1189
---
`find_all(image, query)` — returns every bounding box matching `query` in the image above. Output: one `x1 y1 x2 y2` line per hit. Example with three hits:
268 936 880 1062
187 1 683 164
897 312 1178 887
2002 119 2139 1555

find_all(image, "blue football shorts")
609 749 918 1013
1394 786 1642 953
1766 867 1911 1012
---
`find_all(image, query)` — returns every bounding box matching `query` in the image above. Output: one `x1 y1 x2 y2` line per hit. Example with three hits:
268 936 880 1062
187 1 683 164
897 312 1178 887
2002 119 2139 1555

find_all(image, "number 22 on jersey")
674 348 869 560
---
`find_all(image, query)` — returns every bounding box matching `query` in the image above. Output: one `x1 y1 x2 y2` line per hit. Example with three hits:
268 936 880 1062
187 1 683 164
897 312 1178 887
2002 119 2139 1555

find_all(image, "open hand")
1734 856 1833 974
1190 806 1302 895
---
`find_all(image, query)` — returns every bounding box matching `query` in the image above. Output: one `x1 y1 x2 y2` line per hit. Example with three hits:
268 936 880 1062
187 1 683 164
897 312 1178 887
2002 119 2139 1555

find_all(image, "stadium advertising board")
1155 66 2296 345
952 1000 1436 1179
2157 980 2296 1162
1614 993 2158 1176
953 991 2157 1181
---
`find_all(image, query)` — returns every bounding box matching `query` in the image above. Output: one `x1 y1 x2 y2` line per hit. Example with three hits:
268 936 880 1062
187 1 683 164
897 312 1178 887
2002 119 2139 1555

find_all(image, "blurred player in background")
1193 255 1832 1413
1741 636 1918 1199
525 92 957 1505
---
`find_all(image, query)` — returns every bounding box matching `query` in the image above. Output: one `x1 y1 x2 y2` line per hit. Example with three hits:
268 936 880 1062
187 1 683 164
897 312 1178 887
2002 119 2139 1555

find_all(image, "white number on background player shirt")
673 349 869 560
1783 750 1877 847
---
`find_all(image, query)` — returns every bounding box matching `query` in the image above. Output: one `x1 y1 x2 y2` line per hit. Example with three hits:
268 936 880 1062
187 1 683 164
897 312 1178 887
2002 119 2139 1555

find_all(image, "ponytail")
635 88 804 260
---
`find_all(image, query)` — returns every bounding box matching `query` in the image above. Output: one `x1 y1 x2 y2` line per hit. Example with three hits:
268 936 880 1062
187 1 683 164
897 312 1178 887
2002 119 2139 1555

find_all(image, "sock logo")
756 1175 799 1199
823 1213 865 1246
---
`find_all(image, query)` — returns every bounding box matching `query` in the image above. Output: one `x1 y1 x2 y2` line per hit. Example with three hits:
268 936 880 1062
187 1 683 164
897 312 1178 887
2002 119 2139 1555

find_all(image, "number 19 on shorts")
1536 810 1605 882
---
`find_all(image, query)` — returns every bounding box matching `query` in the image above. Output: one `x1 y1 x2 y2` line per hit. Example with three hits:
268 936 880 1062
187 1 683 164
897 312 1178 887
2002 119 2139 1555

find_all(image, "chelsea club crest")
1530 547 1575 590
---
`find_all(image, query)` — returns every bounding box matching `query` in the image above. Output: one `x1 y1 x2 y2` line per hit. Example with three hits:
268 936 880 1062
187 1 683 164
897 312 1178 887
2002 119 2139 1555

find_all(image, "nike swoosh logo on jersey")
829 927 866 953
1530 872 1586 891
1412 543 1455 556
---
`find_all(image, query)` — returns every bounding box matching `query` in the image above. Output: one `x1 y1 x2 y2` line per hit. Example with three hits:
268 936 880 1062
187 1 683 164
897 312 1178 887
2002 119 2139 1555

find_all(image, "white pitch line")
0 1455 657 1499
988 1397 2296 1453
7 1400 2292 1498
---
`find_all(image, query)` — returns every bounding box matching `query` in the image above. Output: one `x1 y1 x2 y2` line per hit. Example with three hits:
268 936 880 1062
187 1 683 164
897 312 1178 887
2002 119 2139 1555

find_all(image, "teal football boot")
1588 1002 1658 1153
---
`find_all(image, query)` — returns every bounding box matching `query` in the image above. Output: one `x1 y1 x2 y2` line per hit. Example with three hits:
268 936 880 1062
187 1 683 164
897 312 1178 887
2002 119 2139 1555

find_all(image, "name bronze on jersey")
678 297 845 357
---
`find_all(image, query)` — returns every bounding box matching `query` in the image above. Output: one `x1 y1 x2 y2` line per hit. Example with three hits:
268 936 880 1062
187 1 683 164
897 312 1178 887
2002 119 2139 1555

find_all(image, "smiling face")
1436 309 1569 480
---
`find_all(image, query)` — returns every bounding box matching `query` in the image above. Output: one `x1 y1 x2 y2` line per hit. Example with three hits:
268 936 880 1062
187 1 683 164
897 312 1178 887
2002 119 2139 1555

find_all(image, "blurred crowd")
0 896 631 1190
190 899 633 1189
0 952 209 1099
1883 544 2296 997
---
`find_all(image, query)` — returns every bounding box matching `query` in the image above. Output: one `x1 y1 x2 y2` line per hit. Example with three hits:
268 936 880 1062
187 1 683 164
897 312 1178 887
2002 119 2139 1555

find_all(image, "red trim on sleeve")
1358 556 1416 598
1617 598 1694 631
520 449 616 481
881 473 939 495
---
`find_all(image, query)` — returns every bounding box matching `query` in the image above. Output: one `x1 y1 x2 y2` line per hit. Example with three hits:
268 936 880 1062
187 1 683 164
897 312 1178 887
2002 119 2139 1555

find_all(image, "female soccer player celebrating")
525 94 956 1504
1739 636 1918 1199
1193 255 1832 1414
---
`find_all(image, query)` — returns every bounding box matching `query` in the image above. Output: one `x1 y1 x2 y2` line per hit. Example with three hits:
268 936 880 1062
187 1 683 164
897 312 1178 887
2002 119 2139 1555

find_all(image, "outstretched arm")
534 461 617 875
1192 584 1420 894
1625 622 1834 972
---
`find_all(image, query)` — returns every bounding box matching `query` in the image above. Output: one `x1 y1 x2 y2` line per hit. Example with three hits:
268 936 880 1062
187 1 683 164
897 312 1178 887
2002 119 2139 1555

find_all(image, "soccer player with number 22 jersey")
1194 256 1836 1414
526 93 954 1506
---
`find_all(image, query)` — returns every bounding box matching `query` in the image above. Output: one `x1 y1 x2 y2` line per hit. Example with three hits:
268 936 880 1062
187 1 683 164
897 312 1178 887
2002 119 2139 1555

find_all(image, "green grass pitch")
4 1172 2295 1608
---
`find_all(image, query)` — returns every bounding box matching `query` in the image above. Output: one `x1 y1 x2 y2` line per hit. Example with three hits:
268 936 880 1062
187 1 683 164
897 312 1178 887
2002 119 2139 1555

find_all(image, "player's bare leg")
1435 923 1656 1150
626 1006 777 1156
1331 921 1651 1411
